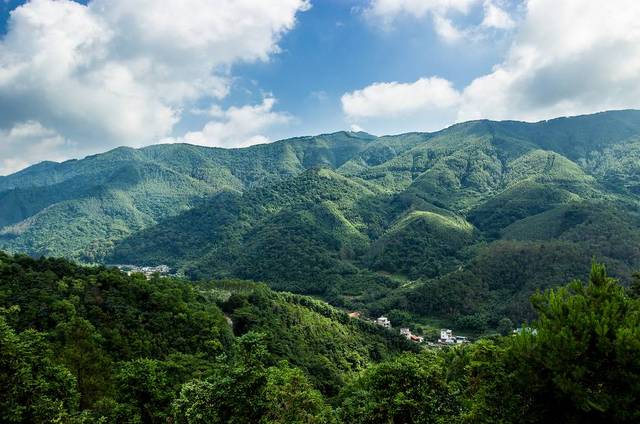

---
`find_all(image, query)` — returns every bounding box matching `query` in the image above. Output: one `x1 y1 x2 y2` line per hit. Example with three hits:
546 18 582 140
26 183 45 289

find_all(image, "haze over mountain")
2 109 640 328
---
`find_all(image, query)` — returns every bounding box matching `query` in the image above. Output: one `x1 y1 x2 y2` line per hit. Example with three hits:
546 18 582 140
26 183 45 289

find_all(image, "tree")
497 318 513 336
337 352 459 423
115 358 177 424
262 363 334 424
172 332 271 424
630 272 640 298
0 315 79 423
509 263 640 422
172 332 335 423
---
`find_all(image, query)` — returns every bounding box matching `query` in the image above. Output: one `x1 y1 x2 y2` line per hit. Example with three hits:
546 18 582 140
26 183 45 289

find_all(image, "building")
348 311 362 319
400 327 423 343
115 264 171 279
376 316 391 328
439 329 468 344
410 334 424 343
513 327 538 336
440 329 453 342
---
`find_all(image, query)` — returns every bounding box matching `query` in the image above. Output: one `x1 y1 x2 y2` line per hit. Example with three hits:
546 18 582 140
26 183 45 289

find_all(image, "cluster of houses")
375 315 424 343
115 264 171 279
350 313 471 346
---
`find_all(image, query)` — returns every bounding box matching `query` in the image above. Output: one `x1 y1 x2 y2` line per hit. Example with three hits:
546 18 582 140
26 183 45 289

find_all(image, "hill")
0 252 412 422
2 110 640 329
2 253 639 422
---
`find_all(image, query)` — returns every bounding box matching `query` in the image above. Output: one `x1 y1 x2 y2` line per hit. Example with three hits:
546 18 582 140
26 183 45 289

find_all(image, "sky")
1 0 640 175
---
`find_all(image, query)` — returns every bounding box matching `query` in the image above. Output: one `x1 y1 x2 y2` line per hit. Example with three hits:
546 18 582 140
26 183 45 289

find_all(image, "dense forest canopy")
1 253 639 422
2 111 640 331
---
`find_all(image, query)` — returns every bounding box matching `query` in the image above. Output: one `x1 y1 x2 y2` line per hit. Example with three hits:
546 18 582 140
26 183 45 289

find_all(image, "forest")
2 251 639 423
4 111 640 333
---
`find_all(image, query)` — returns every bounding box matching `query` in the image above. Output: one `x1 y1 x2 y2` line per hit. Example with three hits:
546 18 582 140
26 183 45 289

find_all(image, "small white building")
440 329 453 342
376 316 391 328
439 329 467 344
400 328 411 337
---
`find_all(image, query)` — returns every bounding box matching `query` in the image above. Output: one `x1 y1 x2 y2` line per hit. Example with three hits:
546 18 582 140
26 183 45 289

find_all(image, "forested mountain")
2 110 640 330
2 253 639 422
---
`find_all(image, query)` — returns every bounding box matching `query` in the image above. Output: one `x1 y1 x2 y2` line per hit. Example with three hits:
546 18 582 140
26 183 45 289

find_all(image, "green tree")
172 332 271 424
510 263 640 422
172 332 334 424
630 272 640 298
337 351 459 423
0 315 79 423
115 358 179 424
496 318 513 336
53 316 112 409
262 363 334 424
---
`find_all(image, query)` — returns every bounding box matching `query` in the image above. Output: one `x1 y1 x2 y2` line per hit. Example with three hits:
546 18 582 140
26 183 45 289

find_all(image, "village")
114 264 172 279
349 312 469 346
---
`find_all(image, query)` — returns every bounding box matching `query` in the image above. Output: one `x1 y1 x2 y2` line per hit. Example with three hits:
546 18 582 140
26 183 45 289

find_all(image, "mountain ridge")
2 109 640 329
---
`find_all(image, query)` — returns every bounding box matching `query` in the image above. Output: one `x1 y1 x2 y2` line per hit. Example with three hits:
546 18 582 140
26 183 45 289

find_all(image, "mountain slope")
0 132 376 261
3 110 640 329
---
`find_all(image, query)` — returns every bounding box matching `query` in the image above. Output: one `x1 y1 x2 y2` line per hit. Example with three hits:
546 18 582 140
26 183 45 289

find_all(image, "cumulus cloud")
342 77 461 119
0 0 309 174
432 14 465 42
459 0 640 121
481 0 515 29
0 121 70 175
366 0 514 42
367 0 477 20
168 97 291 149
345 0 640 130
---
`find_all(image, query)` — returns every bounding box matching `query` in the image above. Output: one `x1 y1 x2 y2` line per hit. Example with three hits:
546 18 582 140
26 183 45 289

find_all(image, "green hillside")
0 252 412 422
0 132 376 261
2 110 640 329
2 253 639 422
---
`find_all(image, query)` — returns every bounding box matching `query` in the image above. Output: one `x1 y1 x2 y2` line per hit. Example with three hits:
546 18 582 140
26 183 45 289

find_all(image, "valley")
2 110 640 333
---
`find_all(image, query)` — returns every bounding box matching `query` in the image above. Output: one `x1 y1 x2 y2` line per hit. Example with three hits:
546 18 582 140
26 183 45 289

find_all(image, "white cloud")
366 0 515 42
367 0 477 19
481 0 515 29
342 77 461 119
432 14 465 42
0 121 70 175
0 0 309 174
459 0 640 121
345 0 640 130
169 97 291 149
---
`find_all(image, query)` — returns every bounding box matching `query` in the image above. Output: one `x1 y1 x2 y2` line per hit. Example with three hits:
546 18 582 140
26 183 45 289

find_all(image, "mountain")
2 110 640 328
0 132 376 261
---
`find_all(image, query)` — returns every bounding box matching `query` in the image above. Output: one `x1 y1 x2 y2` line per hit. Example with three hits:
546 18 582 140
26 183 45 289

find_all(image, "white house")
440 329 453 342
439 329 467 344
376 316 391 328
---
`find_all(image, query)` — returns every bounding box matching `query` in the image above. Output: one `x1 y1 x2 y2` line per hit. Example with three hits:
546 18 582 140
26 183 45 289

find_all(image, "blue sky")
0 0 639 174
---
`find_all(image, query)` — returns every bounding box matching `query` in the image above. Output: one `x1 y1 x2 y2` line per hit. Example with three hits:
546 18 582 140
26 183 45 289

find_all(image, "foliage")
0 314 79 423
0 252 410 422
337 351 460 423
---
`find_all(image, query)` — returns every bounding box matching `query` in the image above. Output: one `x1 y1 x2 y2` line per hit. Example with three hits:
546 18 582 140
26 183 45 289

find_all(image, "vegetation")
3 110 640 331
0 252 410 422
2 252 639 422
